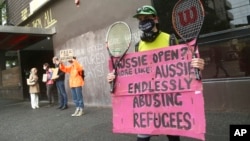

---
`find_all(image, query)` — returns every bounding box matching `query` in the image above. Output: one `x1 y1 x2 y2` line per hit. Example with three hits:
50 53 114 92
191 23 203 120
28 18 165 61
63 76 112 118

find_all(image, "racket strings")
173 0 204 41
107 23 131 57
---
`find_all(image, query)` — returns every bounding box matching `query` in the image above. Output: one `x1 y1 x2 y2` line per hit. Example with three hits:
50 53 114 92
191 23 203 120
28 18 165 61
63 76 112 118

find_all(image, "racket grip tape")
110 81 115 93
110 72 117 93
193 54 202 80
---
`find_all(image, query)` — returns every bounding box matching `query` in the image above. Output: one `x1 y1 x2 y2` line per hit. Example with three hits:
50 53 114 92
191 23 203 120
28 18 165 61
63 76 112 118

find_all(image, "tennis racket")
172 0 205 80
105 21 132 93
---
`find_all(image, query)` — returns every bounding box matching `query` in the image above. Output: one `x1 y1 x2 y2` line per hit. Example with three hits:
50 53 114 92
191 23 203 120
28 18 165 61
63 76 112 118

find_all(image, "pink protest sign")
110 43 206 140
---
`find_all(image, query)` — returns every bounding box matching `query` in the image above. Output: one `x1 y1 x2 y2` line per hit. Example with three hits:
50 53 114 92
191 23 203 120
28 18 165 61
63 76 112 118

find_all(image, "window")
153 0 250 79
0 1 7 25
5 51 19 69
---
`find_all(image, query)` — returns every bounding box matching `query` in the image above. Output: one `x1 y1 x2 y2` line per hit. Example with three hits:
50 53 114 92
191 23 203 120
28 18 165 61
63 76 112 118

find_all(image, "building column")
0 51 6 86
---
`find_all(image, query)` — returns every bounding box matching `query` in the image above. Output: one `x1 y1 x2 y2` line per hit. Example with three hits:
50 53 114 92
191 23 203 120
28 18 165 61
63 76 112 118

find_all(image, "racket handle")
110 81 115 93
193 54 202 80
110 72 117 93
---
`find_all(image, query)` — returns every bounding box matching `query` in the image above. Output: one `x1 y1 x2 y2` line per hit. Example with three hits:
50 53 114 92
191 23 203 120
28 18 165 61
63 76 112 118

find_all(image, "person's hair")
43 63 50 68
53 56 59 61
31 67 37 71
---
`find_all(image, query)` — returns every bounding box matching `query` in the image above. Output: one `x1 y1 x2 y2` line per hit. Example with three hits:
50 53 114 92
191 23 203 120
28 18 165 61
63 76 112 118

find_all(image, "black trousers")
137 135 180 141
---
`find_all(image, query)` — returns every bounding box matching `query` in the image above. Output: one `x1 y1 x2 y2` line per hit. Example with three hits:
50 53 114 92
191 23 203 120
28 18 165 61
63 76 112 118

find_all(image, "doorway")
20 38 56 100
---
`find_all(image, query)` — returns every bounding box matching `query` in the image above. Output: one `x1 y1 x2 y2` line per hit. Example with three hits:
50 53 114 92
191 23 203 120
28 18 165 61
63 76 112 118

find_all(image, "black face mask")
139 19 159 42
139 19 155 32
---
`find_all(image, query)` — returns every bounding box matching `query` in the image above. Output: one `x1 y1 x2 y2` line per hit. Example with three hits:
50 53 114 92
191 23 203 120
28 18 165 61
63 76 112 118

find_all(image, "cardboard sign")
51 68 59 80
110 43 206 140
60 49 74 62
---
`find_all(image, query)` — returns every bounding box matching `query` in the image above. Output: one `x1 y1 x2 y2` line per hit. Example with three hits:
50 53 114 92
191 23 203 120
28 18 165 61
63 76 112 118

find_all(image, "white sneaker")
71 108 79 116
75 108 84 117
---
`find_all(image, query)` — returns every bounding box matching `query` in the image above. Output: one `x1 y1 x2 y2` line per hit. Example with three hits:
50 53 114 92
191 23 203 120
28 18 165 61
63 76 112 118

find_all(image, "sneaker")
61 105 68 110
71 108 79 116
57 106 63 109
75 108 84 116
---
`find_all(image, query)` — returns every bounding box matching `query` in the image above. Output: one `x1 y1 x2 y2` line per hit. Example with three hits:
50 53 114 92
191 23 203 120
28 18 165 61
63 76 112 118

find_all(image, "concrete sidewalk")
0 99 249 141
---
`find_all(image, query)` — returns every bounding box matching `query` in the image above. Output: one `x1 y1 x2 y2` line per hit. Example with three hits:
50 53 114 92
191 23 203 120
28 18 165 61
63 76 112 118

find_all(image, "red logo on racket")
178 6 198 26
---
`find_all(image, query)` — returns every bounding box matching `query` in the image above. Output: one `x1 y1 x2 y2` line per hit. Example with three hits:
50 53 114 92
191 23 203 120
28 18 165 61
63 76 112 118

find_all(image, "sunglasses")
136 6 154 14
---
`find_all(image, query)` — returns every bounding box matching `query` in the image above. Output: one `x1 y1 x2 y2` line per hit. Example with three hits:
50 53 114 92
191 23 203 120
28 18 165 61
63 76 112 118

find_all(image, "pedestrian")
212 47 230 78
27 67 40 109
59 56 84 117
239 46 250 76
107 5 205 141
43 63 55 107
52 56 68 110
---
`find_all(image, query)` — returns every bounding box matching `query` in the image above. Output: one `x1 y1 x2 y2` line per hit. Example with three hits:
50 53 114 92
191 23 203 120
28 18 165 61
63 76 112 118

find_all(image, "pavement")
0 99 249 141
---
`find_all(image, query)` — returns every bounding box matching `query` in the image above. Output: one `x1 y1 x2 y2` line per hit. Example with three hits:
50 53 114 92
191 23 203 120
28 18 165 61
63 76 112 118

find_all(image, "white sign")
60 49 74 62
